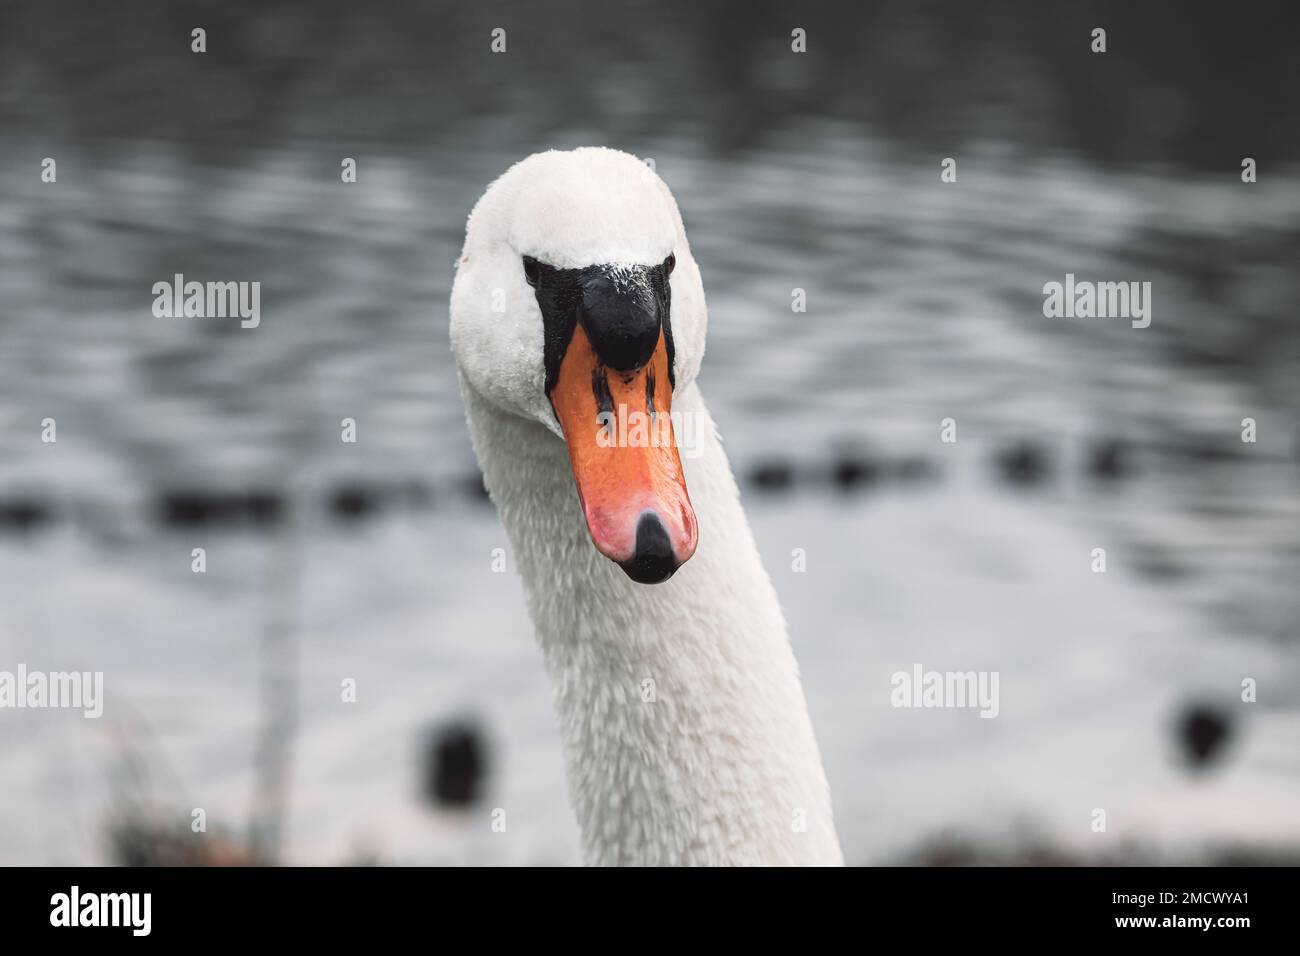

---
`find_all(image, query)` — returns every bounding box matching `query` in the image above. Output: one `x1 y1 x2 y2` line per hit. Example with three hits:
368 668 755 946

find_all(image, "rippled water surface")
2 126 1298 864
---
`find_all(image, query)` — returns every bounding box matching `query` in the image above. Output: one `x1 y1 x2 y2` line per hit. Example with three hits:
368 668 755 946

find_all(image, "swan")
449 147 843 865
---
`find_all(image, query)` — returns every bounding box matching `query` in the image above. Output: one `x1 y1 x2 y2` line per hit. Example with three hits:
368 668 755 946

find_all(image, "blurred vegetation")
895 833 1300 866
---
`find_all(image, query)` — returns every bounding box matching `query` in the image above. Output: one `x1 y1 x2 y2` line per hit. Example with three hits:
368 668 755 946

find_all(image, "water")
2 123 1298 864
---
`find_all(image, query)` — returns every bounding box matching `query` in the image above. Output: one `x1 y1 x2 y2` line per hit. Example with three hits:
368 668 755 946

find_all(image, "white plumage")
450 147 843 865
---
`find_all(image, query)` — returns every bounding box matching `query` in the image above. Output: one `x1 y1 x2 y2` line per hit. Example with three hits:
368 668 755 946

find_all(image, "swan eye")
522 255 542 288
663 254 676 276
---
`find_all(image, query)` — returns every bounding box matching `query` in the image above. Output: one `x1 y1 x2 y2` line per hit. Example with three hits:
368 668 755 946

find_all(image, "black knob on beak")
578 268 662 373
619 512 679 584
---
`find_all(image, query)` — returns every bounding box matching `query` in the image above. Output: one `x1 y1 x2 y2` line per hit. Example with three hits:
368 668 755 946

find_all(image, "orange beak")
550 324 698 583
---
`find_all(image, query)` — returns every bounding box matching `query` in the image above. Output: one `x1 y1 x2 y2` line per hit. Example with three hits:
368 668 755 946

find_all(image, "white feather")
451 147 843 865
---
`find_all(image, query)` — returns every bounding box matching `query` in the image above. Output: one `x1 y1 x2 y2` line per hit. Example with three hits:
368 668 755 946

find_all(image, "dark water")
2 1 1298 864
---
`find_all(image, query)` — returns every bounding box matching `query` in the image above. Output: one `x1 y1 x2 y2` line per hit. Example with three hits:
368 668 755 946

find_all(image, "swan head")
451 147 705 583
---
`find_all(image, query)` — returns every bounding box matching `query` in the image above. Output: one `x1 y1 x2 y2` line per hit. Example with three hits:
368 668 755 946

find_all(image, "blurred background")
1 0 1298 865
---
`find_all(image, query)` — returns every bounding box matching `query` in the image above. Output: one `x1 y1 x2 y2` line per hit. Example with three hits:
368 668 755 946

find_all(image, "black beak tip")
619 512 679 584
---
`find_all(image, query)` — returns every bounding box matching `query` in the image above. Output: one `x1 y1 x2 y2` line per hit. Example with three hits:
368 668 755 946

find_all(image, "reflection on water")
1 121 1299 863
4 128 1297 617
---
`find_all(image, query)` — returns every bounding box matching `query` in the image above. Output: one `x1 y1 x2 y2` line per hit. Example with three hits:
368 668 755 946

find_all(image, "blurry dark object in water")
995 442 1052 487
464 474 492 503
1088 440 1133 481
1177 703 1233 770
749 460 794 492
330 483 375 521
159 490 285 528
245 491 282 525
1172 440 1244 464
403 480 434 510
0 498 53 534
893 456 939 485
895 831 1300 866
1131 544 1192 582
330 480 435 521
422 720 488 809
830 456 879 492
903 832 1079 867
